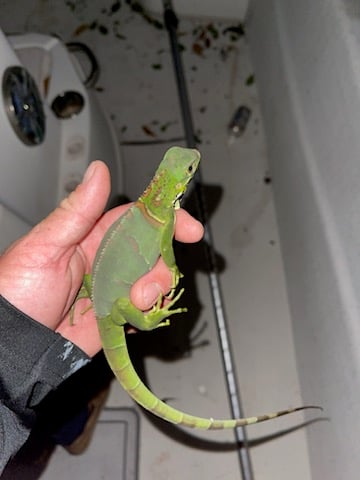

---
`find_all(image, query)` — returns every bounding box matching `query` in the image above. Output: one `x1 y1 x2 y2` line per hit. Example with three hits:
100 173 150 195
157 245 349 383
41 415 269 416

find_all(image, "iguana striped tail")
100 319 322 430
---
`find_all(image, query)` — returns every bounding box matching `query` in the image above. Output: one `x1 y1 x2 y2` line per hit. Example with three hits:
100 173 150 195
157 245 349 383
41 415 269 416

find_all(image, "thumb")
26 161 111 253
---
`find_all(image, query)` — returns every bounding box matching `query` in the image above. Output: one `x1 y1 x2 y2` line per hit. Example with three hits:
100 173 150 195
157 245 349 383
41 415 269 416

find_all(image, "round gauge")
2 66 45 146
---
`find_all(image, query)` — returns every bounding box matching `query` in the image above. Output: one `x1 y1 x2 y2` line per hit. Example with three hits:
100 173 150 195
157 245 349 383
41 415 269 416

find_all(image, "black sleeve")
0 295 90 472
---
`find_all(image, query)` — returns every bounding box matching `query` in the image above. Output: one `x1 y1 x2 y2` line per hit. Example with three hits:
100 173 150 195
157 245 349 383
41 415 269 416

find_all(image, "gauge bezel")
2 65 46 146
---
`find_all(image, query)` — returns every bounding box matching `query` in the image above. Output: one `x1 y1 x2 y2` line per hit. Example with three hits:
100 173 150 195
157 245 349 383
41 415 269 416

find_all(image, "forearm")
0 295 90 472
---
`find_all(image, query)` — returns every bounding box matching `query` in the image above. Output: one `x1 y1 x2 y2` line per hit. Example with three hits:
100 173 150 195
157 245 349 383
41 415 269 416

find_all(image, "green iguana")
76 146 321 429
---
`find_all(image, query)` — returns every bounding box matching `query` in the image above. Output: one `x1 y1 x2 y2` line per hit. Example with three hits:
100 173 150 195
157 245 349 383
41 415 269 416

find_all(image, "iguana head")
156 146 200 208
141 146 200 216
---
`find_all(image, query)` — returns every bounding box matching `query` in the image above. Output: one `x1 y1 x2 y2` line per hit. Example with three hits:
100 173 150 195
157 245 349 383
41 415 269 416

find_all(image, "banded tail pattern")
100 320 322 430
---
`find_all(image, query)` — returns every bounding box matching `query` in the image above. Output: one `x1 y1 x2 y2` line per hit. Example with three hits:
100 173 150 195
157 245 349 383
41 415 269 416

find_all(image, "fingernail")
82 162 97 184
143 283 161 308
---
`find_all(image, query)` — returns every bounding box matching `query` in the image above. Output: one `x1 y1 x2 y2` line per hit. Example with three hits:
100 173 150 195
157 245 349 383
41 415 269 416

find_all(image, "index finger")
174 209 204 243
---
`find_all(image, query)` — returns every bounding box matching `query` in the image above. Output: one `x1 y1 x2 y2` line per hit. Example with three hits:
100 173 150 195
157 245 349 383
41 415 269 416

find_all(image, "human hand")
0 161 203 357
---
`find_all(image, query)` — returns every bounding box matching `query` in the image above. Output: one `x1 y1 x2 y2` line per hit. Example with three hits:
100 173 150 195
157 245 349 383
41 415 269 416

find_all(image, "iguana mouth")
174 193 183 209
175 189 185 202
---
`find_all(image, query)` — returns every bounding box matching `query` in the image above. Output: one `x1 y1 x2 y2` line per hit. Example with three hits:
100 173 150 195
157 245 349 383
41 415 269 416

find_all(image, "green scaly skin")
78 146 321 429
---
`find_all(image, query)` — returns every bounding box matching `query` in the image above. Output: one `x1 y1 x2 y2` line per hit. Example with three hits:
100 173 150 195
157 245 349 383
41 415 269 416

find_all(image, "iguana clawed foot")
150 286 187 329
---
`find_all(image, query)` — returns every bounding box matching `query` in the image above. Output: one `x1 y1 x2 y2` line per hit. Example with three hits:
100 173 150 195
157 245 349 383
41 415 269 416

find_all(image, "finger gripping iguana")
77 146 321 430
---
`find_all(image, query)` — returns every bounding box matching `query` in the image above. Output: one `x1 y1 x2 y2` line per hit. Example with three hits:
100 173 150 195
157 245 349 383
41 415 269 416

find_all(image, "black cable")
162 2 254 479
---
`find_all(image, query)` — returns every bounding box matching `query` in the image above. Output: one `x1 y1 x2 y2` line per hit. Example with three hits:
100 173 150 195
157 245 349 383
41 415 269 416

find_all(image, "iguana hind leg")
70 274 92 324
111 287 186 331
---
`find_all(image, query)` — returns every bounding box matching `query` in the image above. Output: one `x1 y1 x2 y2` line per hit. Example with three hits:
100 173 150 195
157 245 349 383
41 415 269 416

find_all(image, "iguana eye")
188 165 193 173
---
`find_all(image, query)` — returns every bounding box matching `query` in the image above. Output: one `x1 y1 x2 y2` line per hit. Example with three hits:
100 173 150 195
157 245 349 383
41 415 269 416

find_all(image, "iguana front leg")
159 211 183 290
